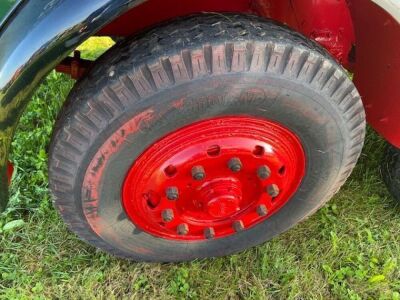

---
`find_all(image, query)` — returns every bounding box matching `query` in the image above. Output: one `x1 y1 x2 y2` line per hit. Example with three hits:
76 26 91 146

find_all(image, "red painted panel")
349 0 400 147
252 0 355 68
99 0 252 37
290 0 355 68
100 0 354 68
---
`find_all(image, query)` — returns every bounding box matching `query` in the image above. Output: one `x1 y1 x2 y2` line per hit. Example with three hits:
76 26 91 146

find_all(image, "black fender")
0 0 144 212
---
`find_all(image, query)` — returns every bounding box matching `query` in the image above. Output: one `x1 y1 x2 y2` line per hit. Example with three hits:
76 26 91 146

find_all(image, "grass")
1 37 400 299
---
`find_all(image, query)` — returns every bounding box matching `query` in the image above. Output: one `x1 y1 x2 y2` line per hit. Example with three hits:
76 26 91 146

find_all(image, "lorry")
0 0 399 262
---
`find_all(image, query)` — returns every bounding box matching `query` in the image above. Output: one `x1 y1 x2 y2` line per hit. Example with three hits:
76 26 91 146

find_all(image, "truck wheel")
382 144 400 202
49 14 365 261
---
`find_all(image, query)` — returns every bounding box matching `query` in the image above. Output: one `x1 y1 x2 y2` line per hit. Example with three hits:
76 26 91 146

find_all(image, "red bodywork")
350 0 400 148
99 0 355 68
58 0 400 148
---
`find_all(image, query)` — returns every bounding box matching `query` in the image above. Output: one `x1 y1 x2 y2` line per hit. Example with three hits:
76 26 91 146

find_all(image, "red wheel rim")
122 116 305 241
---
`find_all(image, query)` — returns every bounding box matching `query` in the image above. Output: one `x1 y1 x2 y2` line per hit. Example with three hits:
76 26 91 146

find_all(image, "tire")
49 14 366 262
382 143 400 202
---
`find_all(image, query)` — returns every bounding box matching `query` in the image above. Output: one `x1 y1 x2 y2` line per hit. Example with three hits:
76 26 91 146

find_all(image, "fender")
0 0 142 211
349 0 400 148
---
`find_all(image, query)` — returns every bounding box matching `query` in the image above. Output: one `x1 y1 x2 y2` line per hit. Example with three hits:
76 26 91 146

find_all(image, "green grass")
1 37 400 299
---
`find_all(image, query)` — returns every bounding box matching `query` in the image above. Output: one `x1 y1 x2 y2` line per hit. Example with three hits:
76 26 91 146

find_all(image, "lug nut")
204 227 215 239
228 157 242 172
161 209 174 222
267 184 280 198
166 186 179 201
256 204 268 216
233 220 244 232
177 223 189 235
257 165 271 180
192 165 206 180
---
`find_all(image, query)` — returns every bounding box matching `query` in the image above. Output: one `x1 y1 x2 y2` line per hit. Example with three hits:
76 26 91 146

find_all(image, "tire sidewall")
78 73 346 261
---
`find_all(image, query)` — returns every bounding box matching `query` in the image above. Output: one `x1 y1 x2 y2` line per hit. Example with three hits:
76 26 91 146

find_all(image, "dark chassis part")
382 144 400 203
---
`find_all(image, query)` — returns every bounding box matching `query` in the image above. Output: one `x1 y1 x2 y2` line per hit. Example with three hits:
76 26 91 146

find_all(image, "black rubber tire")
49 14 366 262
382 143 400 202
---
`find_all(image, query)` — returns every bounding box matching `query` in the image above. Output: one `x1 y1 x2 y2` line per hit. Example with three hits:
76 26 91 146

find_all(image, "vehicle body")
0 0 399 261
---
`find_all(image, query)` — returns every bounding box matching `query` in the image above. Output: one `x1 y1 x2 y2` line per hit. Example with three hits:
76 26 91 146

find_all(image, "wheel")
49 14 366 262
382 143 400 202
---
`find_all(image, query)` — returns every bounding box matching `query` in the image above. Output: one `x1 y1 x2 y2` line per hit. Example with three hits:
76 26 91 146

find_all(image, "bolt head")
161 209 174 222
257 165 271 180
256 204 268 216
233 220 244 232
204 227 215 239
192 165 205 180
228 157 242 172
166 186 179 201
177 223 189 235
266 184 280 198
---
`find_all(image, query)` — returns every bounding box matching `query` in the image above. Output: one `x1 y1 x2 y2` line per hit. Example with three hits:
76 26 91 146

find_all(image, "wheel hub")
199 177 242 218
122 116 305 241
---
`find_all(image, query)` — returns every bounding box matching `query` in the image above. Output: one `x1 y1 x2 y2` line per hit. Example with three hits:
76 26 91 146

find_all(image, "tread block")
250 42 267 72
231 42 247 72
169 54 190 82
191 49 208 78
148 60 171 89
266 44 287 74
129 68 154 97
212 44 227 74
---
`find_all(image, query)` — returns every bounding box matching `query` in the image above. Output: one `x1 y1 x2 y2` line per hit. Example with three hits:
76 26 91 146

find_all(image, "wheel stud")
204 227 215 239
267 184 280 197
192 165 206 180
177 223 189 235
257 165 271 179
233 220 244 232
161 209 174 222
256 204 268 216
228 157 242 172
166 186 179 200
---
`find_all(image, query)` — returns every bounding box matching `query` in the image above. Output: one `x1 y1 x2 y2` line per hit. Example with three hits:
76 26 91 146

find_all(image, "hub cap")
122 116 305 241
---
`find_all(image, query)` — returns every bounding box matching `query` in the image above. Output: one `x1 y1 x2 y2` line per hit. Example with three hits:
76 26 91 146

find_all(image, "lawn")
0 38 399 300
